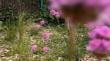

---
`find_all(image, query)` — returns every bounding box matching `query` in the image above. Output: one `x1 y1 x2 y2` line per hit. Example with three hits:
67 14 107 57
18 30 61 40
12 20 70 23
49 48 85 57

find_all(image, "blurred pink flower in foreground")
86 39 110 54
84 0 98 7
43 46 49 53
31 44 37 53
84 0 110 7
88 26 110 39
42 31 53 40
84 21 104 30
98 0 110 7
40 20 45 25
49 0 110 7
85 7 110 30
35 24 41 30
57 0 81 6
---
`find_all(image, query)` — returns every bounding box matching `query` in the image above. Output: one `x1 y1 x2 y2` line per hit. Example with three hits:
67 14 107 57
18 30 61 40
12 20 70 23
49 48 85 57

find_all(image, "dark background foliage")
0 0 64 25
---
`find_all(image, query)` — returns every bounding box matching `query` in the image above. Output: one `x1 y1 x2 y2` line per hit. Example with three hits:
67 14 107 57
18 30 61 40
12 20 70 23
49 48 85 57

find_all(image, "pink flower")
49 9 61 18
31 44 37 53
40 20 45 25
48 2 61 18
85 20 105 30
88 26 104 39
49 0 80 6
86 39 110 54
35 24 41 30
84 0 110 7
103 41 110 51
88 26 110 39
97 7 110 26
88 30 98 39
84 0 98 7
86 39 101 52
42 32 52 40
85 21 97 30
98 0 110 7
43 46 49 53
97 26 110 39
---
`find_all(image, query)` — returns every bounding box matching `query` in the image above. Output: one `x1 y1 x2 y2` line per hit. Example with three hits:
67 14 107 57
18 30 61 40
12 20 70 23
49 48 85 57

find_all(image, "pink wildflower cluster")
87 39 110 54
31 44 49 54
34 19 46 30
31 19 53 54
86 26 110 55
48 0 61 18
85 4 110 56
31 44 38 53
42 31 53 41
84 0 110 7
41 31 52 53
31 32 51 53
43 46 49 53
88 26 110 39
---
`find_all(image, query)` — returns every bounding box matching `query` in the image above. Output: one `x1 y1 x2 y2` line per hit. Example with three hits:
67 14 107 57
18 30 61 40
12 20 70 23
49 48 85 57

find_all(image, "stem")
65 18 77 61
97 56 103 61
95 53 104 61
97 58 102 61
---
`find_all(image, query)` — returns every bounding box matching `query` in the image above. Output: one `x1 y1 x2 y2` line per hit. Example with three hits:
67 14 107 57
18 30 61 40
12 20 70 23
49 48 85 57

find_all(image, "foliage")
37 0 64 25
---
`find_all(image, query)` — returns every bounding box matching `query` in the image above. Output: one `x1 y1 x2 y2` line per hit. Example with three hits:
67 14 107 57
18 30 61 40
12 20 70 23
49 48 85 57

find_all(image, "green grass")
0 12 88 61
